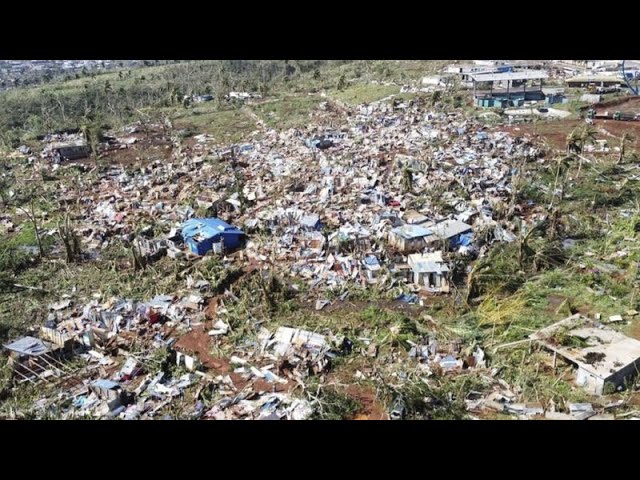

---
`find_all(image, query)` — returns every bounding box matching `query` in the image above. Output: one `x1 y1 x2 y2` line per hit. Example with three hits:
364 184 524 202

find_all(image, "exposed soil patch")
345 384 389 420
101 143 173 166
205 296 221 319
499 120 582 150
592 96 640 115
251 377 293 394
174 327 218 370
499 118 640 151
57 374 85 390
574 304 595 317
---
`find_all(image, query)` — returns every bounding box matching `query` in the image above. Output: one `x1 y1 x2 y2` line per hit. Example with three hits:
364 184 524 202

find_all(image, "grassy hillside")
0 60 449 148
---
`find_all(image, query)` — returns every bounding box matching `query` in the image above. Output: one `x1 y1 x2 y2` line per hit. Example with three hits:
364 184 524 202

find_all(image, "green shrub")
311 388 362 420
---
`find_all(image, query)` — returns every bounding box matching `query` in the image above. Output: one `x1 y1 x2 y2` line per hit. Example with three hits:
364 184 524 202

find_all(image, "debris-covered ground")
2 60 640 420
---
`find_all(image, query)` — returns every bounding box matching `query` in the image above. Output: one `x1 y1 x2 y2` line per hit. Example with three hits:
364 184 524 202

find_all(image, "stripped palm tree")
549 155 572 209
79 123 100 158
57 212 81 263
79 123 90 146
576 125 597 178
617 132 635 165
566 128 581 155
579 125 597 151
17 199 43 260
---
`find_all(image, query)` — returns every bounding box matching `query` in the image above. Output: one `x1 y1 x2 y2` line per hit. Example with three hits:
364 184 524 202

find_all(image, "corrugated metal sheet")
3 336 50 356
428 219 472 240
390 225 432 240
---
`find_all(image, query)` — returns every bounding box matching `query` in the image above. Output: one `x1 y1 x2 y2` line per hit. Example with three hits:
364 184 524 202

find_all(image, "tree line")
0 60 351 147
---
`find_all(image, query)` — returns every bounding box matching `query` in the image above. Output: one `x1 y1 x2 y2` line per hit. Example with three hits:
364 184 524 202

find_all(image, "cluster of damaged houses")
29 94 533 297
1 287 338 419
5 89 640 419
7 294 640 419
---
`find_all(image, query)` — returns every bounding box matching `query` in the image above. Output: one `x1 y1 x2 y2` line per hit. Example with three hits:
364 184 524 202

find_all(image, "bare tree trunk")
576 156 582 179
55 96 66 123
550 163 560 209
18 200 43 259
32 202 43 259
617 137 625 165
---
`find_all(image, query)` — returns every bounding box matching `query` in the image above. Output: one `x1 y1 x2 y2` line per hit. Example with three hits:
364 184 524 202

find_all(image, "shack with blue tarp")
181 218 245 256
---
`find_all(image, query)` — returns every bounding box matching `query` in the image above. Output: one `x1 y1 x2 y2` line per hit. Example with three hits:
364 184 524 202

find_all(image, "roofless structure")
471 70 549 107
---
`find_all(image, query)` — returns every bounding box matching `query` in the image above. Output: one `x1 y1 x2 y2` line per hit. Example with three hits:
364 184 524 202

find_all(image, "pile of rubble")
23 96 544 298
10 93 610 420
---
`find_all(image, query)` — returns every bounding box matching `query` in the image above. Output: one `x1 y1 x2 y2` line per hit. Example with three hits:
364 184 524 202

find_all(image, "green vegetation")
310 387 363 420
173 108 257 143
330 83 400 105
252 95 323 130
0 61 348 145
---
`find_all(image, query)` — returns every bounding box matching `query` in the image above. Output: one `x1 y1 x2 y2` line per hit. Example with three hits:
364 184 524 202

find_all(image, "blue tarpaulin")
182 218 245 255
451 232 473 248
396 293 418 304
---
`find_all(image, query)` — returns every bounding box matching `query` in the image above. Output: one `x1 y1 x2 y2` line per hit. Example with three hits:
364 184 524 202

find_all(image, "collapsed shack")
41 133 91 163
425 219 473 250
52 144 90 162
530 314 640 395
90 380 126 410
262 327 330 378
2 335 75 384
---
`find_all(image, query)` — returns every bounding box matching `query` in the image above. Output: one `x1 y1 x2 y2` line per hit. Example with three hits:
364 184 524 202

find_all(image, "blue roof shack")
181 218 245 256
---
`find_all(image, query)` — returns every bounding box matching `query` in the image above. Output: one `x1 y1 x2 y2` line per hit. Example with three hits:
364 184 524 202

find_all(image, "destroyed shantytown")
2 60 640 420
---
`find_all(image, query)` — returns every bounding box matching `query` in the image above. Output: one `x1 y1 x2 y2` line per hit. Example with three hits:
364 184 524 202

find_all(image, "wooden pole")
40 354 68 375
44 353 74 373
19 362 51 383
15 369 37 384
